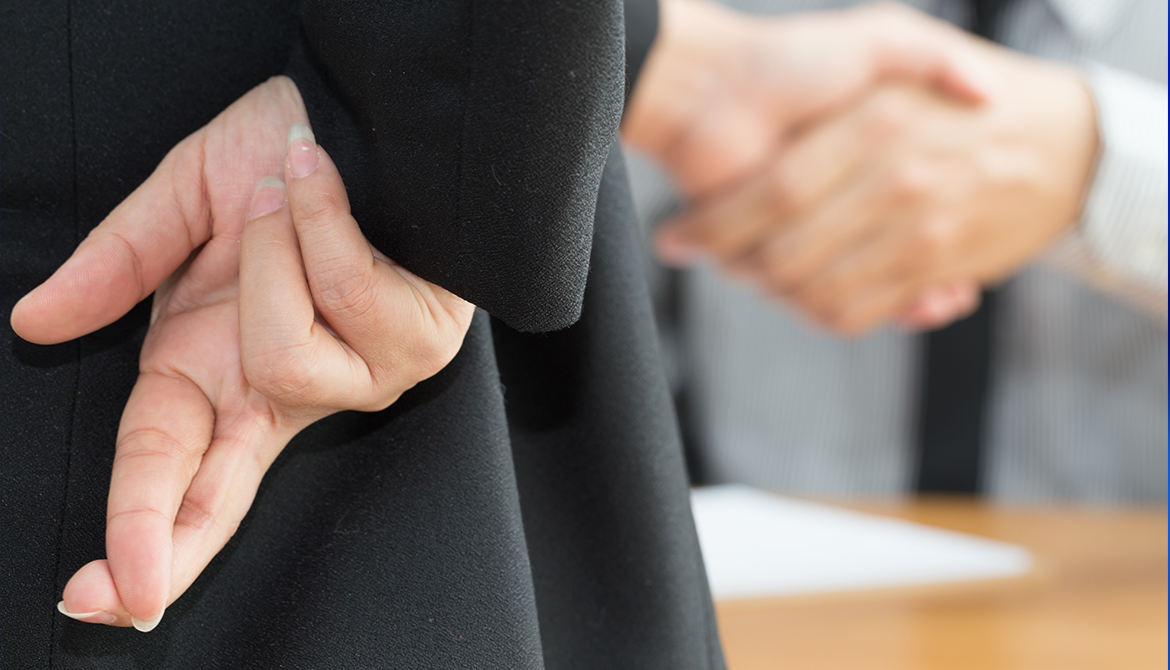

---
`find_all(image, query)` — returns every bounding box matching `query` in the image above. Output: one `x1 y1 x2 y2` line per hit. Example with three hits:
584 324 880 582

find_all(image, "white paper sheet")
691 485 1033 600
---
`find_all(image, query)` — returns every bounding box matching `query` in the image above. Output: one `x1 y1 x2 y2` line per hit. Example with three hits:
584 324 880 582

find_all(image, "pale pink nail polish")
287 123 319 178
249 177 287 219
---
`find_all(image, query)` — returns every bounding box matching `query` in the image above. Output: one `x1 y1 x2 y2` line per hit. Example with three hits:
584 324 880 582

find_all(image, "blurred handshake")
623 0 1097 334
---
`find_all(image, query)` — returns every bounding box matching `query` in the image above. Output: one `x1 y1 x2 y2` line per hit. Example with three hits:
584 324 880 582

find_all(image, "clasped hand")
11 76 474 630
627 0 1097 334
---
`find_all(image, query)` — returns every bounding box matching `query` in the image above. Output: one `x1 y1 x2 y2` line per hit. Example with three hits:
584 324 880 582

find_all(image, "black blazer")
1 0 725 668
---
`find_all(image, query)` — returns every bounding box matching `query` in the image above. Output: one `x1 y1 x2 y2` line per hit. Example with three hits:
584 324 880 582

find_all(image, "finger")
655 175 777 267
783 203 977 331
759 152 941 293
945 281 982 318
115 176 332 620
898 281 981 330
789 222 970 336
238 175 370 410
60 560 131 627
745 170 905 294
166 423 284 608
763 228 900 332
284 125 470 375
784 242 896 319
105 371 214 630
856 4 997 105
238 178 316 372
784 208 942 311
284 125 379 335
663 97 779 198
656 110 882 267
802 279 918 336
11 138 212 345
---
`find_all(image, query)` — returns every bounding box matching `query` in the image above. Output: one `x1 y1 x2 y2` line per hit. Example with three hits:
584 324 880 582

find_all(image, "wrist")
1040 62 1100 228
1062 68 1101 222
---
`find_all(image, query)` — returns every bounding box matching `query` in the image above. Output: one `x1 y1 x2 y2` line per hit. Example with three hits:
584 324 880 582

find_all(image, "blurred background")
625 0 1166 503
621 0 1167 666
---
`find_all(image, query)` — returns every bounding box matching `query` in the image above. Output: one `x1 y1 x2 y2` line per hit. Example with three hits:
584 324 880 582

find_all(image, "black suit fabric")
290 0 625 333
1 0 725 668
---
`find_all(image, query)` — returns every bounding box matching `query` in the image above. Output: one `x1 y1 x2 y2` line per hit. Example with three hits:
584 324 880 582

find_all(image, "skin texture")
12 76 474 629
625 0 1097 334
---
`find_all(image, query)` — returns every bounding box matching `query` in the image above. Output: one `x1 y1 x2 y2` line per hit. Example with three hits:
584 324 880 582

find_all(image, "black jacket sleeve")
284 0 626 333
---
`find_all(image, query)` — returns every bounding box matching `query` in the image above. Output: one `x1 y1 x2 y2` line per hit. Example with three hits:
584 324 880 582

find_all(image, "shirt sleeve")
1046 61 1168 317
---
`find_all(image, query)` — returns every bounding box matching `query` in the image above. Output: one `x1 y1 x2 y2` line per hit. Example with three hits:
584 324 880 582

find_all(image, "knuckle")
107 506 171 527
417 318 466 375
359 391 401 414
412 329 461 381
174 495 245 541
114 428 200 476
117 426 186 457
243 340 322 407
315 266 380 320
293 187 347 227
366 324 464 411
910 219 956 259
173 496 217 533
883 161 931 202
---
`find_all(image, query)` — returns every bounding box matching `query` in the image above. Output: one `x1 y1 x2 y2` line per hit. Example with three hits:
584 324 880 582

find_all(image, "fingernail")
132 608 165 633
249 177 287 219
287 122 318 178
57 601 118 625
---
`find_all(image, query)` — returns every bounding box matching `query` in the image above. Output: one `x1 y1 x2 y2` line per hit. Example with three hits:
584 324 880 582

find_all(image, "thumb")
10 135 212 344
284 125 473 365
58 560 131 627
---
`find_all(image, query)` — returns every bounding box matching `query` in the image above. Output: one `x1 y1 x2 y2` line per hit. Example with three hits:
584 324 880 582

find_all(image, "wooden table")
714 498 1168 669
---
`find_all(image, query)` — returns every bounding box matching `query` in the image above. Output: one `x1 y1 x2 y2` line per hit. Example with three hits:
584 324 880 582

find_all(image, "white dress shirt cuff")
1071 61 1168 298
